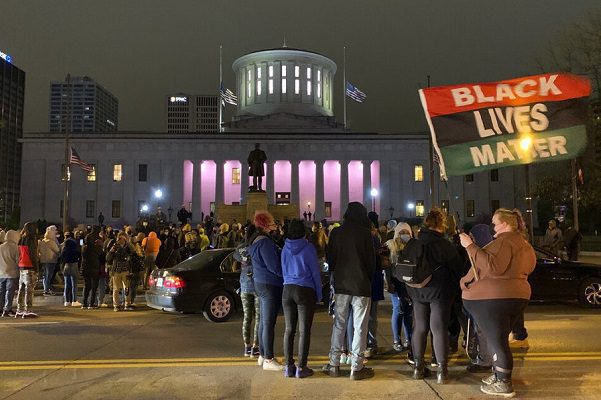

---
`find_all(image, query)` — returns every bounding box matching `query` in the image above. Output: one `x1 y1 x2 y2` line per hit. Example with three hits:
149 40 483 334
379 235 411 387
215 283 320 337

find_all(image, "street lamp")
370 188 378 212
141 204 149 213
154 189 163 199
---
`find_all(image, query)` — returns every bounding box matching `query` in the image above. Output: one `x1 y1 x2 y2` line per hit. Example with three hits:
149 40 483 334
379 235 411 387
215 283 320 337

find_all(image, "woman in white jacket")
38 226 60 295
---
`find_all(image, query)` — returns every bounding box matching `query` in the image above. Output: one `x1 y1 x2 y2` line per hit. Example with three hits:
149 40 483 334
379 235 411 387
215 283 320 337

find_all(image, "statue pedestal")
246 192 269 220
215 191 300 224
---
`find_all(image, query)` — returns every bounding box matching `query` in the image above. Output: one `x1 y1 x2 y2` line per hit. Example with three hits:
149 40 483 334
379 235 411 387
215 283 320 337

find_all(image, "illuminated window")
268 65 274 94
257 66 262 79
414 164 424 182
247 69 251 98
87 165 96 182
294 66 300 94
112 200 121 218
282 65 287 77
113 164 122 182
307 81 312 96
306 67 312 95
466 200 475 217
295 66 300 77
232 168 240 184
257 67 262 96
317 69 322 98
282 78 287 94
416 200 425 217
325 202 332 218
307 67 311 79
268 80 273 94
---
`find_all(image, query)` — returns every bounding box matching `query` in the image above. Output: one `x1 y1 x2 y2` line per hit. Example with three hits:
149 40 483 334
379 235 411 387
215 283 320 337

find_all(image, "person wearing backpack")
106 233 134 312
403 208 461 384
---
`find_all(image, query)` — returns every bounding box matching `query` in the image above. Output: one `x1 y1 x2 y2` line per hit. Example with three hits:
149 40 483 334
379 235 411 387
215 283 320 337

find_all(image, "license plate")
157 278 164 287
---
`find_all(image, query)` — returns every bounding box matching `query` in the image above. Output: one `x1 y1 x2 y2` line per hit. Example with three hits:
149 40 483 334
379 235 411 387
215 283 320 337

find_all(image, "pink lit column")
315 160 325 220
340 160 349 216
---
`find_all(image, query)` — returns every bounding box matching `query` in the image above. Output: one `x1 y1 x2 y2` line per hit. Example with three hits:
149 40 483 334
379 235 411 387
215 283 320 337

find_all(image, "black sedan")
530 246 601 307
145 248 242 322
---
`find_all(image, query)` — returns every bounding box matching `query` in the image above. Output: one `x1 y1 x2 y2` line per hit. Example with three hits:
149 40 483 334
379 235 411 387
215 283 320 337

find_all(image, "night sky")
0 0 598 134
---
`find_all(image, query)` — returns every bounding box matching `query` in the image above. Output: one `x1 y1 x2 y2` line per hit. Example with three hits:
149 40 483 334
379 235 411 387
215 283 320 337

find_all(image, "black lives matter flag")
419 73 591 178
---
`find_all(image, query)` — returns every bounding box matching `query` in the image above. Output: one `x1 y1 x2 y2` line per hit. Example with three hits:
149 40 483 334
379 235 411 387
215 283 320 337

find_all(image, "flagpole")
427 75 435 211
62 74 71 232
219 45 223 133
343 46 347 131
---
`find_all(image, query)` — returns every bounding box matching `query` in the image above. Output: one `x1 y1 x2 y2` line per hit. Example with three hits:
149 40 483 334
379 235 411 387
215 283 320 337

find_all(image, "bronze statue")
247 143 267 192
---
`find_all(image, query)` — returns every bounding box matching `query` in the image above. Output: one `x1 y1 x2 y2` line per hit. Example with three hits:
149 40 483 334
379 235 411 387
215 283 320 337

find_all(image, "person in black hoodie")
81 226 103 309
405 208 461 384
322 202 376 381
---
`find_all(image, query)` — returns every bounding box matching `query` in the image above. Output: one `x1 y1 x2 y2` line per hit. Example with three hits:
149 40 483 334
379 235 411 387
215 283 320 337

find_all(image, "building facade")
0 51 25 224
166 94 219 133
49 76 118 132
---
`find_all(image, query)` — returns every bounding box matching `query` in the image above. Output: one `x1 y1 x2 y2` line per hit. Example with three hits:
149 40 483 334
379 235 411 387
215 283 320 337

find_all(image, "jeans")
282 284 317 368
411 298 453 366
143 254 157 288
42 263 56 292
241 292 260 345
254 282 283 359
127 273 140 305
63 263 79 303
464 298 528 380
329 293 371 371
112 272 129 307
97 275 108 305
83 273 99 307
390 287 413 345
17 270 37 312
0 278 18 312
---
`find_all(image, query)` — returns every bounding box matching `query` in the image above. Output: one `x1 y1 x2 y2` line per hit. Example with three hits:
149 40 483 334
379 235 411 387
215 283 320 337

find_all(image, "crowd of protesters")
1 201 560 397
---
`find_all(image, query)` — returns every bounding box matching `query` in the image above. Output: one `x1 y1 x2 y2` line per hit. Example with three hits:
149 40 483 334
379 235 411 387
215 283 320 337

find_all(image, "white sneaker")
340 353 348 364
71 301 82 307
100 303 109 308
257 355 264 366
64 302 71 307
262 358 284 371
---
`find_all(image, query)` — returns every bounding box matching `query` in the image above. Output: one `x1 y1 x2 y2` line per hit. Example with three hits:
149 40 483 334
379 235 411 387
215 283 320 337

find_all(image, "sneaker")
364 348 372 358
24 311 38 318
251 347 260 358
15 311 24 318
340 353 349 364
350 367 375 380
2 310 15 317
482 373 498 385
406 350 415 365
321 364 340 377
257 355 264 366
430 355 438 368
283 364 296 377
114 307 120 312
124 306 134 311
509 338 529 349
71 301 82 307
64 302 71 307
480 379 516 398
100 303 109 308
392 342 403 352
467 364 493 373
296 367 314 379
43 291 52 296
244 346 252 357
262 358 284 371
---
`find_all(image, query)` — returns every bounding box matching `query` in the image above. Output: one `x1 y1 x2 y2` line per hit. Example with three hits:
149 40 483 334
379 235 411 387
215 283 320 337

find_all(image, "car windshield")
172 249 229 272
534 246 562 263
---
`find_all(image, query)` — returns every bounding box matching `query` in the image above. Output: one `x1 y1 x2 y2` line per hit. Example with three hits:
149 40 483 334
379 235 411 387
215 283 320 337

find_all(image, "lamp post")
307 201 312 221
370 188 378 212
407 202 415 217
167 206 173 223
389 206 394 220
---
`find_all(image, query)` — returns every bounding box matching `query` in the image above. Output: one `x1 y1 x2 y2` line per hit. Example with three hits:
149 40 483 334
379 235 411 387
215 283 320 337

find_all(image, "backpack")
112 246 132 273
392 238 434 288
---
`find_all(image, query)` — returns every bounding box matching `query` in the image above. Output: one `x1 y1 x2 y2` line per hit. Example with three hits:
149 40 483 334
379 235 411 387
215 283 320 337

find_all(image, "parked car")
530 246 601 307
145 248 242 322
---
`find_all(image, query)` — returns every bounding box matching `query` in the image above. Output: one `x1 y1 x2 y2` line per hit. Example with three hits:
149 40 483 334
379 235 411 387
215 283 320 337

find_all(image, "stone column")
266 160 275 204
191 161 201 222
339 160 349 217
363 160 372 210
240 160 248 204
291 160 300 215
315 160 325 220
215 159 225 206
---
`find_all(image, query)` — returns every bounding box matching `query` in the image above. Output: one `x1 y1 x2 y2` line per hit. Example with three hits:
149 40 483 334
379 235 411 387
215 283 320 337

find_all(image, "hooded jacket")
142 231 161 255
281 238 322 302
61 237 81 264
38 227 60 263
82 226 103 274
18 222 40 273
248 232 282 287
0 230 20 278
327 202 376 297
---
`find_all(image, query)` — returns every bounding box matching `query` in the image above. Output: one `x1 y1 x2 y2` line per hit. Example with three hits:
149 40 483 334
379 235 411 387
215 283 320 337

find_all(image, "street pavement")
1 292 600 400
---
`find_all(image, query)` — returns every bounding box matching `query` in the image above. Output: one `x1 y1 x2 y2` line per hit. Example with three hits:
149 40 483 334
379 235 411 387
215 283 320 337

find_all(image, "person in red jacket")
16 222 40 318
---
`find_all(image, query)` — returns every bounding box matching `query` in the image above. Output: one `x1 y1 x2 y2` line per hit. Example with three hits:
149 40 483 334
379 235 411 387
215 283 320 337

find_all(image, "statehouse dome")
232 47 337 119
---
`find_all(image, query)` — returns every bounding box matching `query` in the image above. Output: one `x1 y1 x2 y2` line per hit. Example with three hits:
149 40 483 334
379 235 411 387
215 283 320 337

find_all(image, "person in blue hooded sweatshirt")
281 219 323 379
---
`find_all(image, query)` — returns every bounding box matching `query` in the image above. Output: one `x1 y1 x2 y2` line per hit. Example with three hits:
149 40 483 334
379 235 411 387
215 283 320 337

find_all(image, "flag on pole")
345 82 366 103
70 147 94 172
220 82 238 106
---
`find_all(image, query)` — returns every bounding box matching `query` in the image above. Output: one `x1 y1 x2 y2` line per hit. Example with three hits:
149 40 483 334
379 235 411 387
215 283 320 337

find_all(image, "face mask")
400 234 411 243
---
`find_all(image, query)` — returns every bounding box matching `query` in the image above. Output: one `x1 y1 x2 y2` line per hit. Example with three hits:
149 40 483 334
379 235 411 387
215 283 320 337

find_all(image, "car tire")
203 291 235 322
578 278 601 308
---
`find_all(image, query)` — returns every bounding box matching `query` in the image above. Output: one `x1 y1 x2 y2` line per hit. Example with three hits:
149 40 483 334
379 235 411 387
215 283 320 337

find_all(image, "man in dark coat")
177 205 192 226
322 202 376 380
248 143 267 191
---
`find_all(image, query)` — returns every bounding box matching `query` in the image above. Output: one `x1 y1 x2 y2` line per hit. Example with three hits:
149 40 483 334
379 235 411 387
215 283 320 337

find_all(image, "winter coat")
142 232 161 255
0 230 20 278
405 228 462 302
18 222 40 273
248 232 282 287
327 202 376 298
155 236 180 269
61 238 81 264
38 238 60 264
82 229 103 275
281 238 322 302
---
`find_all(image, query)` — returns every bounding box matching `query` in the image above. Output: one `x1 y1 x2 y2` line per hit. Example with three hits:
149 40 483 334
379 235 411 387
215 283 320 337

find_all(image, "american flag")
345 82 366 103
220 82 238 106
70 147 94 172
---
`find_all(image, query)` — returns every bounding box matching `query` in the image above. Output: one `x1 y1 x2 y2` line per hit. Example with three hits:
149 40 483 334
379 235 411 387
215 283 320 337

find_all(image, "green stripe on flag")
440 125 588 176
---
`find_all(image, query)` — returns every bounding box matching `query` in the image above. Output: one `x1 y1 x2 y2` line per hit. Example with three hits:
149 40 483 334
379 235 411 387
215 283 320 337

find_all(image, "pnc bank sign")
0 50 12 63
170 96 188 103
